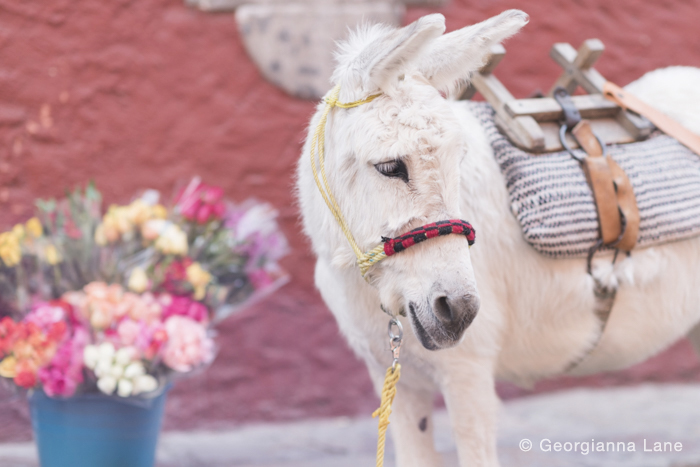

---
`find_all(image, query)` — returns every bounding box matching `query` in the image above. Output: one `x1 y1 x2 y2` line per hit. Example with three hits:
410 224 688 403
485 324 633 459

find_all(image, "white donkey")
297 9 700 466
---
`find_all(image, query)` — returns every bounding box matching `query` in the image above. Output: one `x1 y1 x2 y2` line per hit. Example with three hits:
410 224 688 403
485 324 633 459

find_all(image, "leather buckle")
553 86 581 129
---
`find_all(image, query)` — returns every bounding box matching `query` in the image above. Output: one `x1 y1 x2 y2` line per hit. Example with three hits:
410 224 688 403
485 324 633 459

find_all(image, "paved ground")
2 383 700 467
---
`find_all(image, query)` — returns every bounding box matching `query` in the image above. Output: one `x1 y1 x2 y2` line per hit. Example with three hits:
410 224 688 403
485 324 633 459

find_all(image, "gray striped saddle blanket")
468 102 700 258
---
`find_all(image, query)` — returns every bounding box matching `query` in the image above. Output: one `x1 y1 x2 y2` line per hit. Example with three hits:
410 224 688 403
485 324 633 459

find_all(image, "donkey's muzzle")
409 292 480 350
432 294 480 339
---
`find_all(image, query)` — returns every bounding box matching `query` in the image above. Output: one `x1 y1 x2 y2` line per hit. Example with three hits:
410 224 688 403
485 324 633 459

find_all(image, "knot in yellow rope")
372 363 401 467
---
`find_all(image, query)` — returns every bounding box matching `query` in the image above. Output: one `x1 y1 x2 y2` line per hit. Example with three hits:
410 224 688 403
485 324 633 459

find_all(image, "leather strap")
603 81 700 156
607 158 639 251
573 122 621 245
572 121 640 250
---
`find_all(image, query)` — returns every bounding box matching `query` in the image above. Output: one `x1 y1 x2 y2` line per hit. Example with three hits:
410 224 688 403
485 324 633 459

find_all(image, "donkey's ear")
417 10 529 94
368 14 446 90
334 14 445 98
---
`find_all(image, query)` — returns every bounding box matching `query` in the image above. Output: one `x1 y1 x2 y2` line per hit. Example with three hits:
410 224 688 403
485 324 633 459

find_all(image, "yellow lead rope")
309 84 386 276
372 364 401 467
310 84 401 467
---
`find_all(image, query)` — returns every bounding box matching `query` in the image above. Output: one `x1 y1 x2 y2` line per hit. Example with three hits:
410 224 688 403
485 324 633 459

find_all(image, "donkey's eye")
374 159 409 183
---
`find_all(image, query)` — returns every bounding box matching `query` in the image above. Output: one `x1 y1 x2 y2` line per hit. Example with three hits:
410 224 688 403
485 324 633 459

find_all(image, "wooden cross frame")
461 39 654 153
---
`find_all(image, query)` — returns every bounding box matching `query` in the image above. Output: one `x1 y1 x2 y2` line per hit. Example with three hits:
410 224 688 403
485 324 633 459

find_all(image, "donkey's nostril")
433 296 454 323
432 294 480 328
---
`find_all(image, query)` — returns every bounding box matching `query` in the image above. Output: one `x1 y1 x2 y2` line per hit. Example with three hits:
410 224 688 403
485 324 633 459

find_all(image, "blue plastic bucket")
29 389 168 467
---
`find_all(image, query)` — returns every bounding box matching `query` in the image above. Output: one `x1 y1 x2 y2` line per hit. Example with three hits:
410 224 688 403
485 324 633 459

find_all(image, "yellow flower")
112 206 133 235
186 262 212 300
45 244 61 265
128 200 151 226
94 224 107 246
11 224 24 240
154 224 188 256
0 356 17 378
25 218 43 238
99 209 122 244
128 267 149 293
152 204 168 220
0 231 21 267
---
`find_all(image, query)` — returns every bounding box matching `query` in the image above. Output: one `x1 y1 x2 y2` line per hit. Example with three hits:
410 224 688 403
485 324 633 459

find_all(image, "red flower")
47 321 67 342
14 360 38 388
0 317 17 356
162 295 209 323
160 258 194 296
175 178 226 225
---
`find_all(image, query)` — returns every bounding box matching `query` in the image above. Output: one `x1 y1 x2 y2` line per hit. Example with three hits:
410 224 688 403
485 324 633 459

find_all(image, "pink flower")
117 319 167 360
121 293 163 323
248 269 273 290
162 296 209 323
117 319 141 346
161 316 213 372
174 178 226 225
38 326 88 398
25 303 66 331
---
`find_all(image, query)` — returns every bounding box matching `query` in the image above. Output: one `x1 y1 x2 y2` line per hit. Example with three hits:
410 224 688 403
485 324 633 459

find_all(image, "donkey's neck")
451 101 523 260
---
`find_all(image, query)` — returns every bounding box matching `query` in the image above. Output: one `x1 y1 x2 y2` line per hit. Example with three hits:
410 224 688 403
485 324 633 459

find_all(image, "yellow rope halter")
309 84 386 276
310 84 401 467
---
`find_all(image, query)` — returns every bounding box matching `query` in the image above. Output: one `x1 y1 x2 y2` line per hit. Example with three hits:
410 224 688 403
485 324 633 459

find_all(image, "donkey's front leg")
368 364 443 467
439 356 500 467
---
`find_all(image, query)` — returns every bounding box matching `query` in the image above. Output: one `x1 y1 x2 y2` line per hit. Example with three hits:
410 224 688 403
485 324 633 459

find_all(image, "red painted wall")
1 0 700 441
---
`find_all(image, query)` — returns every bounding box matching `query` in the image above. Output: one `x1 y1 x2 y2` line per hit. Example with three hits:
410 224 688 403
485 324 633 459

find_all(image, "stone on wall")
189 0 446 13
235 3 404 99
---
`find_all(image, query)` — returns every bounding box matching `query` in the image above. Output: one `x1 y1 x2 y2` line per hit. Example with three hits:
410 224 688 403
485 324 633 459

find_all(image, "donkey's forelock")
331 10 529 100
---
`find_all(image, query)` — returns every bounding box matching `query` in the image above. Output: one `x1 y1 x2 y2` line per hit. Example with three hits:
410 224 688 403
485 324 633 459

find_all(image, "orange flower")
0 317 17 356
81 282 126 330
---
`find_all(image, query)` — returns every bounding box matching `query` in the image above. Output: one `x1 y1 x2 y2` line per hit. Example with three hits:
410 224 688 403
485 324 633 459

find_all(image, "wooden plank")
575 39 605 69
505 94 619 122
480 44 506 74
538 118 637 153
472 73 545 151
548 42 607 95
548 41 653 139
548 43 580 94
459 44 505 100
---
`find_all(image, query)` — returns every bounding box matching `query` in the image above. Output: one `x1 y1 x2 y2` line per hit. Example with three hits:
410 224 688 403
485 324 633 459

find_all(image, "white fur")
297 11 700 467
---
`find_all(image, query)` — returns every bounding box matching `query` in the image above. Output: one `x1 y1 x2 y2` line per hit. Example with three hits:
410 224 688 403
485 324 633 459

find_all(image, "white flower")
133 374 158 395
124 361 146 379
117 379 134 398
97 376 117 395
88 344 158 398
140 189 160 207
83 345 99 369
97 342 115 361
94 360 112 378
109 364 124 379
114 346 136 366
142 219 168 241
236 204 278 239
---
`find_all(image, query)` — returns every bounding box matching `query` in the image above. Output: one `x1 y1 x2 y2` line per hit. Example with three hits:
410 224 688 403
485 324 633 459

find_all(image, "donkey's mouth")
408 302 439 351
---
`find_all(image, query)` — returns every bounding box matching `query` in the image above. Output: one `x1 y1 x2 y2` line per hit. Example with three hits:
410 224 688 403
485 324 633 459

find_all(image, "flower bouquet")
0 178 288 467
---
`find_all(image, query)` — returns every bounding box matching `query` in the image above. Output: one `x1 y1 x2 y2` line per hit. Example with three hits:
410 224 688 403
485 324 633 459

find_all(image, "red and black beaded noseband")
382 220 476 256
